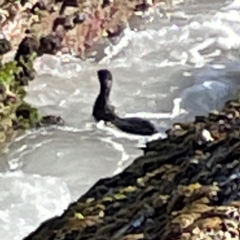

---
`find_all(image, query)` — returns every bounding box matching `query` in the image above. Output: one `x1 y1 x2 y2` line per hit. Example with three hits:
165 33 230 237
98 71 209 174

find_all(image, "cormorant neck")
100 84 111 97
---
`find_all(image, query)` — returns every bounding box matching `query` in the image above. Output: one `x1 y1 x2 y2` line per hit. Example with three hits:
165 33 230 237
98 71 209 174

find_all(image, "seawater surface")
1 0 240 239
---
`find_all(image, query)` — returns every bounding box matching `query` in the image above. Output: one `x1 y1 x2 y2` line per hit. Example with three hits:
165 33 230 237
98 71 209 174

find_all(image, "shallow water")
1 0 240 239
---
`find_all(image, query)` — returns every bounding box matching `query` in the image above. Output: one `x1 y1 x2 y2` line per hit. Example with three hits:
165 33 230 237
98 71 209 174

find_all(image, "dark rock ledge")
24 99 240 239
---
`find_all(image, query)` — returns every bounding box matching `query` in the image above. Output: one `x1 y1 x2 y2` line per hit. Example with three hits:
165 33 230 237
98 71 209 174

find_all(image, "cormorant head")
97 69 113 90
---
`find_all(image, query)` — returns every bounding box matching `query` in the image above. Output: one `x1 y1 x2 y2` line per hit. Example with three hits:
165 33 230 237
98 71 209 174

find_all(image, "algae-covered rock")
0 36 64 146
23 98 240 240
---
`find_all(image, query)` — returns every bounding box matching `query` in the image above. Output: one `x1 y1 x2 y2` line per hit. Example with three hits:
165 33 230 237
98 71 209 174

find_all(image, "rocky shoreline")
1 0 171 60
24 98 240 239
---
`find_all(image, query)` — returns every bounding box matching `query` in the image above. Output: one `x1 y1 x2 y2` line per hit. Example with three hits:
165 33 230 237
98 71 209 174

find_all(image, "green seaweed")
0 48 41 144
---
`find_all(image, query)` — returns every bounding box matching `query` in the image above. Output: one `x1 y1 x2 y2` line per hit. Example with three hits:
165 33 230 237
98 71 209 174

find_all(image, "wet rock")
52 16 67 31
135 0 154 12
106 24 125 38
20 0 28 6
0 0 170 60
14 36 39 61
73 13 85 24
39 34 62 55
101 0 113 9
0 32 66 146
39 115 65 126
0 38 11 55
62 0 79 8
30 1 48 14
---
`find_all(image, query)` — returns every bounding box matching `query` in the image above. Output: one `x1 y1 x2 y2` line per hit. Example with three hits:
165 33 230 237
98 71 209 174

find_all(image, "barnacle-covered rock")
23 97 240 240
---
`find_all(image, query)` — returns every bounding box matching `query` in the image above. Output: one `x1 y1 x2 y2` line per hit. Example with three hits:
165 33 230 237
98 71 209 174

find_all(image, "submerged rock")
23 98 240 239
